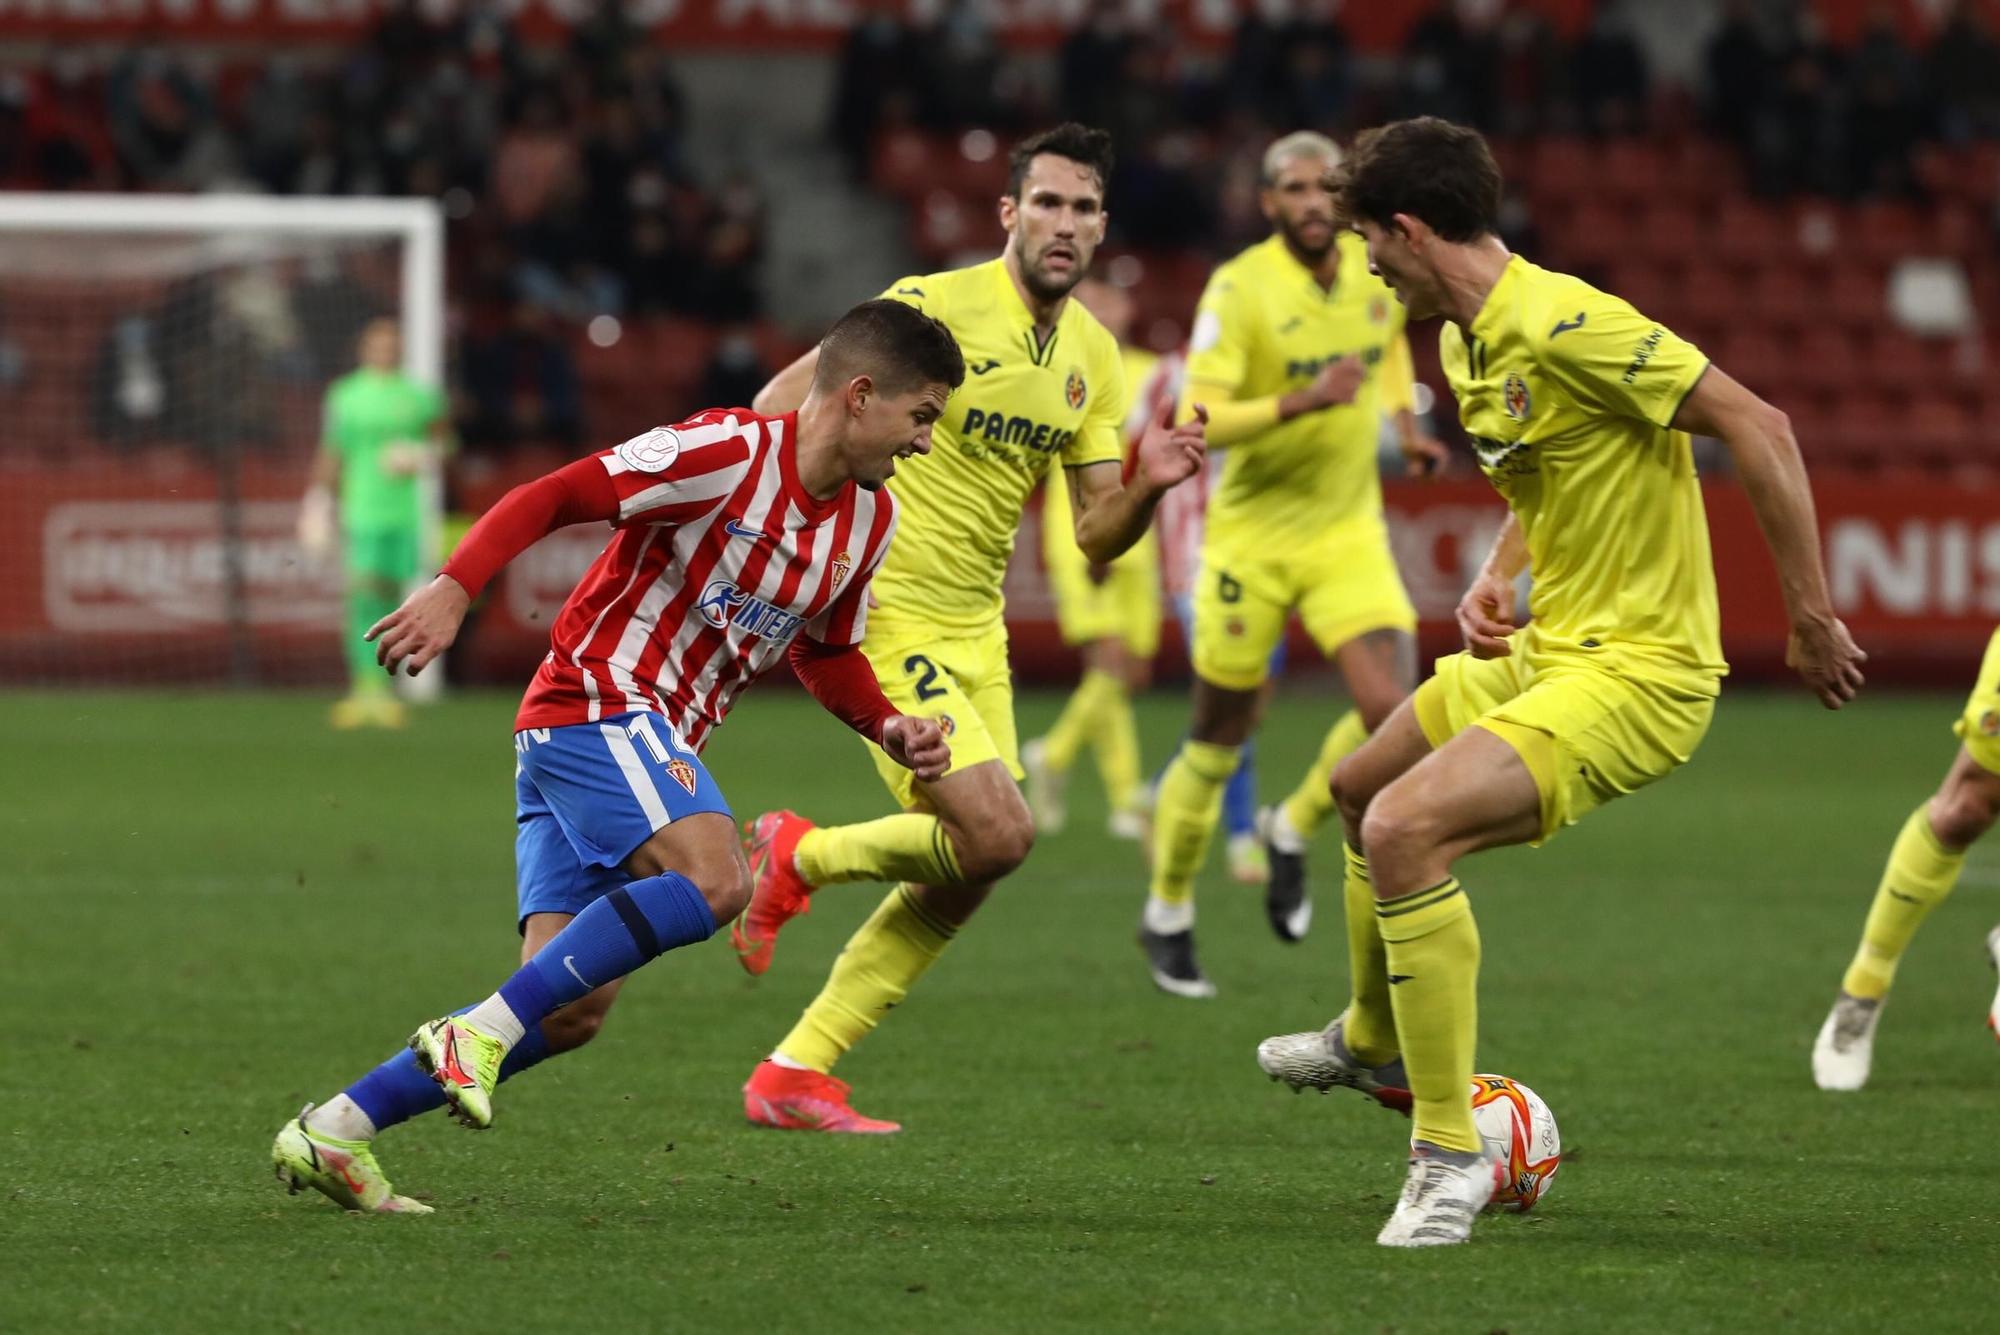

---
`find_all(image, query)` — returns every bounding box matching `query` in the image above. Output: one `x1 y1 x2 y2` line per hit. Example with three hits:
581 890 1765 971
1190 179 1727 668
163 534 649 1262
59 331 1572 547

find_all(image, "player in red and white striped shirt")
270 301 965 1213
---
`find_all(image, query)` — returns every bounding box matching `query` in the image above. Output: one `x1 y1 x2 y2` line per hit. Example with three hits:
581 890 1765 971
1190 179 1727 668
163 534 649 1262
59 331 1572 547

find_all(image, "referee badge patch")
614 426 683 474
1503 374 1531 421
1065 369 1087 410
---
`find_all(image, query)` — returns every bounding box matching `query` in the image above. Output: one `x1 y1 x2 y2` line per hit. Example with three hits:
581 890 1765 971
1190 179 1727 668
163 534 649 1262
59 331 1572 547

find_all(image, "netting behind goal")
0 198 440 688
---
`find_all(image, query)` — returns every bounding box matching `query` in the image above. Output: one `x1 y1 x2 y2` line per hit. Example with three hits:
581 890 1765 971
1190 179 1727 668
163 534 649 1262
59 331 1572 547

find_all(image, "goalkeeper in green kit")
298 317 450 728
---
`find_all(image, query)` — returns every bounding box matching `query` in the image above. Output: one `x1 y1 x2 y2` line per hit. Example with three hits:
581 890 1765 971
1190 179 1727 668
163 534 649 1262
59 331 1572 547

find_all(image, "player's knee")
1331 756 1378 833
691 855 753 925
955 812 1034 883
1932 782 2000 850
1358 795 1434 888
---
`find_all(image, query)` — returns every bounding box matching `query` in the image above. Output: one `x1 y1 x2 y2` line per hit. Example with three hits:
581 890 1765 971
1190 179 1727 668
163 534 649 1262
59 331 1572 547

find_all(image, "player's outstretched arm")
1070 398 1208 563
1672 367 1866 709
753 347 819 416
368 457 623 676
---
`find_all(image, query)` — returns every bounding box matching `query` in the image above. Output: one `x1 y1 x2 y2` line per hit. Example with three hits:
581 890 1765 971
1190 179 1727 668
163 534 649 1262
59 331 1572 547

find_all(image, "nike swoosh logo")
563 955 593 989
1387 973 1415 985
723 519 762 541
1550 312 1587 338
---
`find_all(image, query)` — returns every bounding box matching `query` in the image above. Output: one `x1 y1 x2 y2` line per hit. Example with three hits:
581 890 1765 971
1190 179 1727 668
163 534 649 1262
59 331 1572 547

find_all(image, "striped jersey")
1139 350 1216 600
515 408 898 749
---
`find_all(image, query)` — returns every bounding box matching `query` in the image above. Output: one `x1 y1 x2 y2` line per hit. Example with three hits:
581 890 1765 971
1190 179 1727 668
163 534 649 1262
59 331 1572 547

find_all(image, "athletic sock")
1340 843 1399 1066
1041 669 1109 773
1089 671 1144 814
1279 709 1367 844
1378 878 1481 1154
328 1017 552 1139
1148 739 1241 905
475 872 714 1042
1842 803 1968 1000
774 884 954 1073
794 814 963 887
1221 740 1259 839
1143 894 1194 935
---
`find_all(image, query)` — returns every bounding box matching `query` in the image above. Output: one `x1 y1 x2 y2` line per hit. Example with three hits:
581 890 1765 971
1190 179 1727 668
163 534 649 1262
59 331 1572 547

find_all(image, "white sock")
1143 895 1195 935
462 995 527 1050
1267 804 1307 856
768 1050 814 1071
305 1094 376 1142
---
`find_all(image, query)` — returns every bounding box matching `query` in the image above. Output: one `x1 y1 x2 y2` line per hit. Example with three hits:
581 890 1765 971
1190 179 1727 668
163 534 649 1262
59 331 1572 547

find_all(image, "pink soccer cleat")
742 1060 901 1134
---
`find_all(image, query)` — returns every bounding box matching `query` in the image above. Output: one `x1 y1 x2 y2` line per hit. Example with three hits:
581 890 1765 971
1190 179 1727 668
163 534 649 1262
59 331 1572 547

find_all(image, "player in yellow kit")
1025 275 1162 842
729 124 1209 1132
1251 117 1865 1247
1812 626 2000 1090
1143 132 1446 999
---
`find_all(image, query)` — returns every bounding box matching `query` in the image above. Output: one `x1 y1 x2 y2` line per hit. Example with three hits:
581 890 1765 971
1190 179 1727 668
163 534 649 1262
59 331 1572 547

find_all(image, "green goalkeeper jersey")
323 368 446 530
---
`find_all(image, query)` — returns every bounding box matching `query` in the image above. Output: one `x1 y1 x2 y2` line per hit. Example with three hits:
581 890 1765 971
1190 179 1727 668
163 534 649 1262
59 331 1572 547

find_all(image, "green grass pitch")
3 684 1997 1333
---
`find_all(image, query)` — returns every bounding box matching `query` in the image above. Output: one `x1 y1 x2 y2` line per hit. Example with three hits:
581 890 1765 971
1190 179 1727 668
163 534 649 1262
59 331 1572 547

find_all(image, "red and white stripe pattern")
1142 350 1219 599
515 408 896 751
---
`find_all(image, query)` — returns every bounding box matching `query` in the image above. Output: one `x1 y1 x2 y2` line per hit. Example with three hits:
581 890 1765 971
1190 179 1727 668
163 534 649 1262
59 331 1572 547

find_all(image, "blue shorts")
513 712 733 927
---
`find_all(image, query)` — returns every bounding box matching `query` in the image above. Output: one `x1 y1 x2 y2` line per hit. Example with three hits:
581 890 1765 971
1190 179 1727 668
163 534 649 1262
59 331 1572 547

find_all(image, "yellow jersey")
1042 344 1159 571
1440 255 1724 680
1184 232 1412 550
874 258 1127 632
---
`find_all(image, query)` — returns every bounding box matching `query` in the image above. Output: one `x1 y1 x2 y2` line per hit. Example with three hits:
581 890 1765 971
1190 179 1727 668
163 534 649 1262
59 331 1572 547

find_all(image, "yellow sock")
1148 739 1240 904
1089 673 1143 813
1377 878 1481 1154
794 815 963 887
1042 670 1111 772
1841 804 1967 1000
775 884 955 1073
1341 843 1399 1066
1279 710 1368 844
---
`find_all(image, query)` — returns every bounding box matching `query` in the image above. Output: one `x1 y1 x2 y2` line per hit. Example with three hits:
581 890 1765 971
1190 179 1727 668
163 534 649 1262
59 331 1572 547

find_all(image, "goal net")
0 194 443 689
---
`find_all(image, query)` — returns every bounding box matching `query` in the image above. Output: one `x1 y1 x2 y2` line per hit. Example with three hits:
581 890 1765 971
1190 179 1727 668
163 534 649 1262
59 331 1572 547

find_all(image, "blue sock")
1223 739 1259 838
344 1019 550 1134
496 872 715 1029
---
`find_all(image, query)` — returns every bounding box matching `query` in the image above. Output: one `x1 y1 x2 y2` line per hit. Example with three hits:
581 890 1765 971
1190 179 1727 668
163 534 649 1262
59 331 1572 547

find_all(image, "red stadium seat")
1748 264 1816 329
1713 200 1791 267
1827 267 1885 329
1791 325 1862 397
1716 330 1789 397
1598 140 1668 205
1637 203 1702 259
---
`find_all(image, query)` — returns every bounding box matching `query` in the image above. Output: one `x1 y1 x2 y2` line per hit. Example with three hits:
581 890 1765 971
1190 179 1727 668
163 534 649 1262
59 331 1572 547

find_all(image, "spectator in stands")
1572 0 1651 137
1705 0 1773 146
1845 4 1926 197
1929 0 2000 141
460 293 582 450
1399 0 1506 132
106 53 237 191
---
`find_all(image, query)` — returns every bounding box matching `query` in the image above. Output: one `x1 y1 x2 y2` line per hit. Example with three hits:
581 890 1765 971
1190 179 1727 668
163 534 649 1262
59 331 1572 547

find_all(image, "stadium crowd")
0 0 1997 456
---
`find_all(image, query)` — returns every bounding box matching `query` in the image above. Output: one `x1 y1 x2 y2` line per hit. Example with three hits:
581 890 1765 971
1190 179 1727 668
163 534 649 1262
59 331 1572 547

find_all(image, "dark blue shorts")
513 712 733 926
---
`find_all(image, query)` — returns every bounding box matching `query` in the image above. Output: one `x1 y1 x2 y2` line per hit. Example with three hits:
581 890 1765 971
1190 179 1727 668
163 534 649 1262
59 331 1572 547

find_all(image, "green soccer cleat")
271 1107 432 1214
409 1015 506 1130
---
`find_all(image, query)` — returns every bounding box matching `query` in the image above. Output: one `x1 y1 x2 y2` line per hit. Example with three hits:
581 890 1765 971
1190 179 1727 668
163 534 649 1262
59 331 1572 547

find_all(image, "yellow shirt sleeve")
1379 330 1415 415
1062 332 1127 469
878 275 936 312
1537 293 1709 429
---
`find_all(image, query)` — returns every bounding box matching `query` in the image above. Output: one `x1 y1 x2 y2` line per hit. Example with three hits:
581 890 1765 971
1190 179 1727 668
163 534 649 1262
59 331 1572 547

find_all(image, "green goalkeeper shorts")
345 525 421 586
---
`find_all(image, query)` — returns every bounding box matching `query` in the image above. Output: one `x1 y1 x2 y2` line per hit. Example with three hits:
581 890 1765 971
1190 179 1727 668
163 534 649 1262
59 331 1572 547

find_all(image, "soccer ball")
1470 1074 1562 1212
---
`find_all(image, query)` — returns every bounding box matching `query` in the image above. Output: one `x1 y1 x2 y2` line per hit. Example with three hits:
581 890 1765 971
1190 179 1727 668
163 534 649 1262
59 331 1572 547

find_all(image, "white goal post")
0 193 446 693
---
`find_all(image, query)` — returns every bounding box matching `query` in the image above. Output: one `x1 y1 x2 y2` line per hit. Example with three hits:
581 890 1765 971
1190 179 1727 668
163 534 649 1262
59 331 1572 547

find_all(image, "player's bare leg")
1362 725 1542 1246
1816 747 2000 1089
1265 628 1416 942
1259 699 1433 1103
748 759 1033 1131
1144 676 1260 996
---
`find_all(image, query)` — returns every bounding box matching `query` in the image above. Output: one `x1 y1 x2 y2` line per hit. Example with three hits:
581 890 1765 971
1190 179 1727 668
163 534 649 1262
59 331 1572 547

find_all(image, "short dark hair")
1329 117 1501 243
814 298 965 397
1006 122 1115 198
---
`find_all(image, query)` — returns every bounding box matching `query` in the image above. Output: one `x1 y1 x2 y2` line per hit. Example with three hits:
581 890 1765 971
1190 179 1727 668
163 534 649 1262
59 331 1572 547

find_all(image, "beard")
1278 215 1335 262
1021 251 1086 304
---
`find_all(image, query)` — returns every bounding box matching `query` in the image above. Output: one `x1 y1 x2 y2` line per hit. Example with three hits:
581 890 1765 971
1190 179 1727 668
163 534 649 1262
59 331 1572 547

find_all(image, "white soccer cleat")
1107 808 1149 842
1985 925 2000 1040
1021 737 1067 835
1812 992 1883 1092
1256 1016 1412 1114
1376 1147 1507 1248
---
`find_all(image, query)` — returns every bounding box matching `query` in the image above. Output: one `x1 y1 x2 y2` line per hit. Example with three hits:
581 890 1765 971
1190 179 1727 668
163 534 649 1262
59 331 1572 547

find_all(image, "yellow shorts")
1413 631 1719 842
1191 518 1416 691
859 618 1022 812
1953 625 2000 775
1046 533 1161 657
